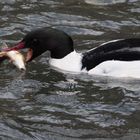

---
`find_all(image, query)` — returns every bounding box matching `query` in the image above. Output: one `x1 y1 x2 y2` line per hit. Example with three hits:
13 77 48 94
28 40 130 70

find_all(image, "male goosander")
7 27 140 78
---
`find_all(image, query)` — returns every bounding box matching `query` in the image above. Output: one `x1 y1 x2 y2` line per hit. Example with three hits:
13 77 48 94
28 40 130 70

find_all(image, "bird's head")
7 27 74 62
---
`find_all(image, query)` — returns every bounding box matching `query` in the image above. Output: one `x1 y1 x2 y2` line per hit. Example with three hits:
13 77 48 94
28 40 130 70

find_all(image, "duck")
5 27 140 78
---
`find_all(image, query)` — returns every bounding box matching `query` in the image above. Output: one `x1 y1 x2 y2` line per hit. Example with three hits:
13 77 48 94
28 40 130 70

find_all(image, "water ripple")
0 0 140 139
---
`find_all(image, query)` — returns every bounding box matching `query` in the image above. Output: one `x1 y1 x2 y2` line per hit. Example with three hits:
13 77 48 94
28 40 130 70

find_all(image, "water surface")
0 0 140 139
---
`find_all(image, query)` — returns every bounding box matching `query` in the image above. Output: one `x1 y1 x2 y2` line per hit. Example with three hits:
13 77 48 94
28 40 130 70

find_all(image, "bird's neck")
50 46 74 59
49 51 83 72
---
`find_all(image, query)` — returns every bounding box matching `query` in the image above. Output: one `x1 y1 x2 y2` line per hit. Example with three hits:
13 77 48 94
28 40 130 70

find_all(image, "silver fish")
0 50 26 71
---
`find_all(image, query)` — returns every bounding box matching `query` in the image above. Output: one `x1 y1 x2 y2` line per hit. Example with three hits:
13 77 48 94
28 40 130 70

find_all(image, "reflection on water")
85 0 138 5
0 0 140 139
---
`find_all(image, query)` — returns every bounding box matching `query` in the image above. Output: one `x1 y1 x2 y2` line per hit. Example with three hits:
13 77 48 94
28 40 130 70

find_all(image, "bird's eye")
32 38 39 45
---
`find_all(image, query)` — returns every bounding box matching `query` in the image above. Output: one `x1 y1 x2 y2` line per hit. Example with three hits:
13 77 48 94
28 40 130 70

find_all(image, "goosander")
7 27 140 78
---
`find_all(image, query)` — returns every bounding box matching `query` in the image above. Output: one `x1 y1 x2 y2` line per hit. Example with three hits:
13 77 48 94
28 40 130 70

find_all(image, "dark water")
0 0 140 139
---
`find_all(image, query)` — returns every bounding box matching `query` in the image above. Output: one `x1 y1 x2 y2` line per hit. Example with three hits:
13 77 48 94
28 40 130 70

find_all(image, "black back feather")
82 38 140 71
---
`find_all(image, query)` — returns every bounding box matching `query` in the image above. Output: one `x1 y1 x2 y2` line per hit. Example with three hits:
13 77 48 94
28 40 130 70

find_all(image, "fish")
0 43 26 70
0 42 26 71
8 50 26 70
